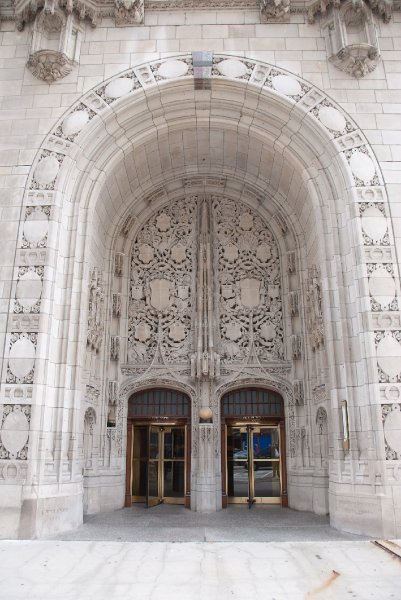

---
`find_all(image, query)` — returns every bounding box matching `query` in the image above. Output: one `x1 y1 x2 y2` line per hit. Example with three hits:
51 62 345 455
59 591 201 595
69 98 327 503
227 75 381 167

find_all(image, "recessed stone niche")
27 8 83 82
324 1 381 78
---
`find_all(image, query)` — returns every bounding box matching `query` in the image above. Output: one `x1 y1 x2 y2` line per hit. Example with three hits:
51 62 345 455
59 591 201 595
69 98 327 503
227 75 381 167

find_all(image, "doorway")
125 388 191 508
227 424 281 505
221 388 288 507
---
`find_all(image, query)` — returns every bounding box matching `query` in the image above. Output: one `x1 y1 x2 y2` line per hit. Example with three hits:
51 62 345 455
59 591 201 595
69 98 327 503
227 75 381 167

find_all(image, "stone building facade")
0 0 401 539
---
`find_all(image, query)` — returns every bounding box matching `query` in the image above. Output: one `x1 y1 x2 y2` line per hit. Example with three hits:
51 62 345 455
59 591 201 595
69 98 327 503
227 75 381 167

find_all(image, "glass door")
227 424 281 505
147 425 162 507
130 424 186 507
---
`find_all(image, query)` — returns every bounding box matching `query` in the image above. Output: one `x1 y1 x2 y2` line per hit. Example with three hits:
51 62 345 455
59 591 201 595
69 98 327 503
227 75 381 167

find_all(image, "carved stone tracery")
214 198 284 364
127 196 285 370
128 198 196 364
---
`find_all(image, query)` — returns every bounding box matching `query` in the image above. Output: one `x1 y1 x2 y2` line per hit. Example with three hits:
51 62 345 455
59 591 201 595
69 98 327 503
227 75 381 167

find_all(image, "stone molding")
3 0 398 26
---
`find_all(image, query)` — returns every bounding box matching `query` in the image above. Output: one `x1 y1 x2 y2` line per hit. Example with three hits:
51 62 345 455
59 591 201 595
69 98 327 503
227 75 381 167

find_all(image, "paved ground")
49 504 371 543
1 507 400 599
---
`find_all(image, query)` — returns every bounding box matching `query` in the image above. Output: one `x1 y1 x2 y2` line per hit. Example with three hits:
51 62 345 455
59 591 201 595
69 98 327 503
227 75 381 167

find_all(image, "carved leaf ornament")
128 197 284 365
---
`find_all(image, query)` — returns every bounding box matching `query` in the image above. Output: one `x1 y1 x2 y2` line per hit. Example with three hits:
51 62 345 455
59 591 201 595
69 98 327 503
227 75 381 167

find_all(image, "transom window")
128 388 190 418
222 388 283 418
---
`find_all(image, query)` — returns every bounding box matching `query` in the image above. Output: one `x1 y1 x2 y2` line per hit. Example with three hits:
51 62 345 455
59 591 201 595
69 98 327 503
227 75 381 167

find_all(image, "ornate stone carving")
260 0 290 22
316 406 329 468
114 252 124 277
308 0 393 24
214 198 284 363
382 404 401 460
107 380 118 426
291 334 302 360
121 213 136 237
114 0 144 25
306 265 324 351
25 5 83 82
14 266 44 314
87 268 104 352
85 384 100 404
0 405 31 460
287 251 296 273
293 379 304 405
289 291 299 317
112 293 121 317
22 206 51 248
128 198 196 364
110 336 120 361
6 333 37 384
325 1 381 78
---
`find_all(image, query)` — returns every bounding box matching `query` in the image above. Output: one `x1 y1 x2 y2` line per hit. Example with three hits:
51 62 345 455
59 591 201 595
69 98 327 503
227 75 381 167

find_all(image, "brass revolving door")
221 388 288 508
125 389 191 508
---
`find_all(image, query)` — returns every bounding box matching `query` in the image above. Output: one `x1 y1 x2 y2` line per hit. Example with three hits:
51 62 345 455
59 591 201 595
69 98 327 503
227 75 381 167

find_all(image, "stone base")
0 483 23 539
18 491 83 539
329 491 383 537
84 474 125 515
287 470 313 512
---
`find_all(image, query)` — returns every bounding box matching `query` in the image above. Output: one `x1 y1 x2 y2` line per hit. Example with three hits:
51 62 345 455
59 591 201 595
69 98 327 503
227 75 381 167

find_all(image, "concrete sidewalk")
0 539 400 600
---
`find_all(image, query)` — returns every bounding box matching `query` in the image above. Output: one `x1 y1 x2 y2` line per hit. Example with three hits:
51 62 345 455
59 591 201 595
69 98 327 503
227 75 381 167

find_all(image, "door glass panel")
147 426 161 507
173 428 185 459
163 461 185 497
253 427 280 498
132 426 147 496
227 427 249 498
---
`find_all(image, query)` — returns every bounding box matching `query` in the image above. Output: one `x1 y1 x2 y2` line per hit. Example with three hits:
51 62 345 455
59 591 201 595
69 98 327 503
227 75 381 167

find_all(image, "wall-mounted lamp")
199 407 213 424
341 400 350 451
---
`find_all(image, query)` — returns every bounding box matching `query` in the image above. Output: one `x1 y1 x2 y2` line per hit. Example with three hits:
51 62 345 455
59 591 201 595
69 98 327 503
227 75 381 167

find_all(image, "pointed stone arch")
10 54 401 537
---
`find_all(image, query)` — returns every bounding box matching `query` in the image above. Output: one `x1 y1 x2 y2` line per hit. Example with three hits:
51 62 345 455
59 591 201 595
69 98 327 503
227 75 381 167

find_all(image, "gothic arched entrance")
125 388 191 508
9 54 399 538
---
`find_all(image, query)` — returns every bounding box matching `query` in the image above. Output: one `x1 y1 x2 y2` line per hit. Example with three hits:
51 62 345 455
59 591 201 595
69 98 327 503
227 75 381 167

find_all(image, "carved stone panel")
0 405 31 460
128 198 196 364
213 198 284 363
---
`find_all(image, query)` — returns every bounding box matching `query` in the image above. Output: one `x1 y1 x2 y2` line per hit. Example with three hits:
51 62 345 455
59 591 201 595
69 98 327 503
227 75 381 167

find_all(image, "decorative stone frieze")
260 0 290 22
324 1 381 78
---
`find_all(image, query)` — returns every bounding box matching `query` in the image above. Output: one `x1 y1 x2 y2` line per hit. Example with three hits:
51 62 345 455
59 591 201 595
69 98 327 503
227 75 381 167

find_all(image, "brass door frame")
125 422 187 507
224 420 287 507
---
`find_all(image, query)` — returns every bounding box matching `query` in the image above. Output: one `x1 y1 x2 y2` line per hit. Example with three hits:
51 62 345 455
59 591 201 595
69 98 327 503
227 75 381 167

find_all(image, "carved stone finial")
260 0 290 22
114 0 144 26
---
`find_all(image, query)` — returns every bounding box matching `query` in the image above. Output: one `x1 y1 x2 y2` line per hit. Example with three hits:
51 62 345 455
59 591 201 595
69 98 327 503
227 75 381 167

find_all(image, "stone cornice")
1 0 399 24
